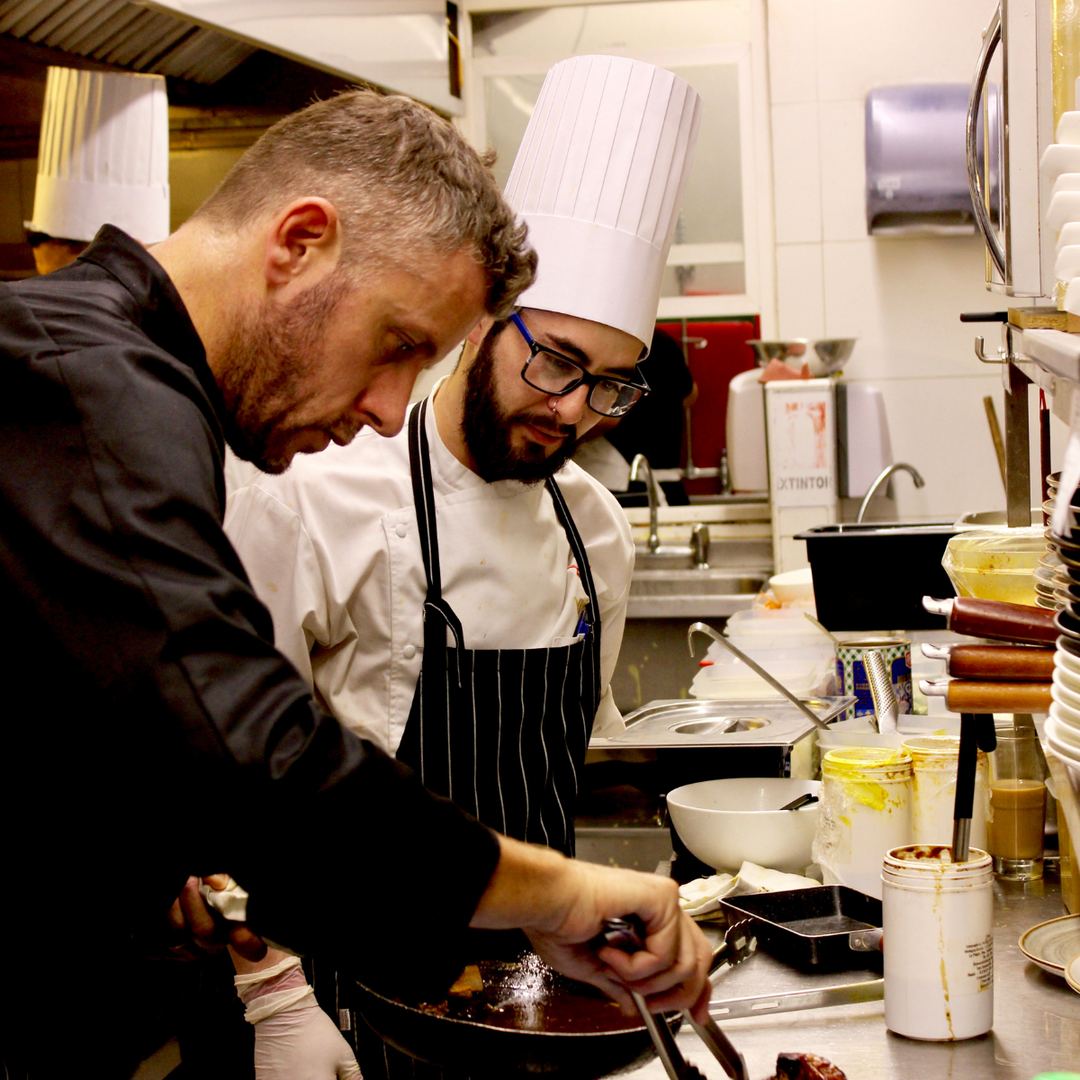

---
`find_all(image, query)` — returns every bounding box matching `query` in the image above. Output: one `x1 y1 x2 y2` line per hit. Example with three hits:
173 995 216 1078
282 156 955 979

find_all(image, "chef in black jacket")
0 90 711 1079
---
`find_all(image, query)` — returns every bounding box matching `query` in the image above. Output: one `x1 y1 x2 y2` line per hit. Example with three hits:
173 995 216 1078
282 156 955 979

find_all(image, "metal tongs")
599 917 748 1080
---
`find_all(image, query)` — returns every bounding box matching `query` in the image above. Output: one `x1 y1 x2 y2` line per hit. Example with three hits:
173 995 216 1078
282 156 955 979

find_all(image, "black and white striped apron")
349 398 604 1080
396 396 603 857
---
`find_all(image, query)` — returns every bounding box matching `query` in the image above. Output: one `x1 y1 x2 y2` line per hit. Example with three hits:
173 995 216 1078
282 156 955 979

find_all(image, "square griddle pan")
720 885 882 972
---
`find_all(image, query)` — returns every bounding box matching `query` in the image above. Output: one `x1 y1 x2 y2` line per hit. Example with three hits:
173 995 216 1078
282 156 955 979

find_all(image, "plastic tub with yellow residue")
812 747 914 900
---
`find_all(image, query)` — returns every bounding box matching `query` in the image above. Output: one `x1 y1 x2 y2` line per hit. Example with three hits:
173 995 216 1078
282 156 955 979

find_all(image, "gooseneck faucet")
856 462 926 523
629 454 661 553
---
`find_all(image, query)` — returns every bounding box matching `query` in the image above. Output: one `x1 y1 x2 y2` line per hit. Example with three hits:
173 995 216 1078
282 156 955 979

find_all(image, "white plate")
1067 954 1080 994
1020 914 1080 974
1045 722 1080 765
1049 701 1080 740
1052 683 1080 717
1046 717 1080 760
1054 663 1080 697
1057 640 1080 676
1050 709 1080 747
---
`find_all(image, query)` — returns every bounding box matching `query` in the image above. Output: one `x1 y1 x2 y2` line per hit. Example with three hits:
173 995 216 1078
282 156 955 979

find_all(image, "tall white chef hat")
26 67 170 244
504 55 701 354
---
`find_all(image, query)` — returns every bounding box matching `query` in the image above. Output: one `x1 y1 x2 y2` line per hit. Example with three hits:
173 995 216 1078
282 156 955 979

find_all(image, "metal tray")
594 697 854 749
720 886 883 972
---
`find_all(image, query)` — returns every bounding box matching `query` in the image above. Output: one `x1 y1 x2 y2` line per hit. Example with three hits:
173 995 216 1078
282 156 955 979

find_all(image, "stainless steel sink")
628 537 771 617
630 570 765 597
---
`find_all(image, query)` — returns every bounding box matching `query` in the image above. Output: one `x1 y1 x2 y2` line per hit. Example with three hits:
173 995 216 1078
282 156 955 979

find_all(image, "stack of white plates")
1050 638 1080 766
1049 478 1080 763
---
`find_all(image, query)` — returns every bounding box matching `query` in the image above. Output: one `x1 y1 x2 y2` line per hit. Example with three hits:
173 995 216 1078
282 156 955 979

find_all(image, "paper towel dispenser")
865 83 998 235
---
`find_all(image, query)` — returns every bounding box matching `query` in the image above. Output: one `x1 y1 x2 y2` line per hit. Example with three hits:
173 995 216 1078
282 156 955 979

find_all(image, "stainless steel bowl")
746 339 809 366
812 338 857 374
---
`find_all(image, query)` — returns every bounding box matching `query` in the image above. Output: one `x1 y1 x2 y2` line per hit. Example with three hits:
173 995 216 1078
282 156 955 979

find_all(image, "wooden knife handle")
948 598 1058 646
946 645 1056 681
945 680 1052 712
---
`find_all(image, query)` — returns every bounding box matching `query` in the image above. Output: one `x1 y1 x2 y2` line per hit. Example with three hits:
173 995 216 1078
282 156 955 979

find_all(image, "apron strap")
408 400 465 657
545 475 602 636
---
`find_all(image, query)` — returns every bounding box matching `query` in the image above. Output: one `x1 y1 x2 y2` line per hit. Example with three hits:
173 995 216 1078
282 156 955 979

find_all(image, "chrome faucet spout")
856 462 926 524
629 454 661 553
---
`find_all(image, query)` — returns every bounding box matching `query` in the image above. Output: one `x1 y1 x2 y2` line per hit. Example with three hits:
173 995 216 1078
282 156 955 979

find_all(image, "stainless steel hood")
0 0 258 84
0 1 461 111
143 1 461 112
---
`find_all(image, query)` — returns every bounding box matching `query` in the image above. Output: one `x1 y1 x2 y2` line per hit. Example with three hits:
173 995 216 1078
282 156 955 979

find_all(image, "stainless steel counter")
629 875 1079 1079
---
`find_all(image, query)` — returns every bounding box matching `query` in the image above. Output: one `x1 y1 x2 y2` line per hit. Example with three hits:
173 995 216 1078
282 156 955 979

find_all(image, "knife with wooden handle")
922 596 1058 646
921 642 1056 681
920 676 1052 712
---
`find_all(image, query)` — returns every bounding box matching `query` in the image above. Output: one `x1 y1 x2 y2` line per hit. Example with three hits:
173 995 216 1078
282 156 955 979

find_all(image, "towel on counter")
678 861 818 916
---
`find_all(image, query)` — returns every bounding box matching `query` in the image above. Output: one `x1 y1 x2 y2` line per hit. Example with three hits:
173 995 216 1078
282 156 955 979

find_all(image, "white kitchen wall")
767 0 1066 521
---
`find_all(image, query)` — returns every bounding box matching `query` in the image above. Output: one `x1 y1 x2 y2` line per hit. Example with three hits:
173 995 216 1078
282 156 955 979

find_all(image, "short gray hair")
193 90 535 317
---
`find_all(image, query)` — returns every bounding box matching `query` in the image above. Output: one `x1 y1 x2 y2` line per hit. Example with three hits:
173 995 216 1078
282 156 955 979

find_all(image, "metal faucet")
690 522 710 568
856 462 926 523
629 454 661 553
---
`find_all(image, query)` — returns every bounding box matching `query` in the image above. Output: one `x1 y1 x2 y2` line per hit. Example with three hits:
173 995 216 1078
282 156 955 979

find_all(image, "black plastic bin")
795 522 959 631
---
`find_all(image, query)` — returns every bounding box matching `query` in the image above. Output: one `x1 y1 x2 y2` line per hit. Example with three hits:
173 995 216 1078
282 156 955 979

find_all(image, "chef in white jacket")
223 54 701 1080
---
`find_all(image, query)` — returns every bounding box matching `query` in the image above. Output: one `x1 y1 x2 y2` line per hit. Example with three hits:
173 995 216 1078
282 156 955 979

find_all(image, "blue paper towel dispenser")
865 83 999 235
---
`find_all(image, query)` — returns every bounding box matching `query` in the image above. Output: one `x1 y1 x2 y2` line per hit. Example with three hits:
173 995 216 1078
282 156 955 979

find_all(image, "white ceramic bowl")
666 777 820 874
768 568 815 604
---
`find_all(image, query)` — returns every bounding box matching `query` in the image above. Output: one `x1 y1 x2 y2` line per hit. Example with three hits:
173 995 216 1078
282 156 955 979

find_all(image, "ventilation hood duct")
144 1 461 113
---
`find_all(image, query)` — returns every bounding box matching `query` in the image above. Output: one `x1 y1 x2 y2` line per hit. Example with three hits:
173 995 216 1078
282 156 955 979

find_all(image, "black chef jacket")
0 227 499 1075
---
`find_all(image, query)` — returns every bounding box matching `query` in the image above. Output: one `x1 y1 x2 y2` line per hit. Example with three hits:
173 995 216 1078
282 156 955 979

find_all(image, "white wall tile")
776 243 826 340
821 236 1004 380
872 374 1010 519
818 100 866 242
814 0 992 102
771 102 823 244
767 0 819 105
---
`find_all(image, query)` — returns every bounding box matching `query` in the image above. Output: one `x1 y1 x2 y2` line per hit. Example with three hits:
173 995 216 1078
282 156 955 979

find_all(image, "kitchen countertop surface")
628 872 1079 1079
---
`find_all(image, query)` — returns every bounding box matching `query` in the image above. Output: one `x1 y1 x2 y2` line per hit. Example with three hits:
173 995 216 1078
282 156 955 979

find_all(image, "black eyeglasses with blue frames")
509 313 650 418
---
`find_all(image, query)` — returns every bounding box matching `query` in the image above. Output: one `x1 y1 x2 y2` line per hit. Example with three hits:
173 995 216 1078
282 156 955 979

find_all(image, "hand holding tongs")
599 917 748 1080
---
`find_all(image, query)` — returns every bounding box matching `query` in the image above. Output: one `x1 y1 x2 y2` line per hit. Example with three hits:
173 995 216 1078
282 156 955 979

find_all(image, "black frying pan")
349 953 681 1078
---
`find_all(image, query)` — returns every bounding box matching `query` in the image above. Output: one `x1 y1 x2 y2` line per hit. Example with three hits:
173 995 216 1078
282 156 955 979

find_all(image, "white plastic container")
902 736 989 850
813 747 913 899
882 844 994 1041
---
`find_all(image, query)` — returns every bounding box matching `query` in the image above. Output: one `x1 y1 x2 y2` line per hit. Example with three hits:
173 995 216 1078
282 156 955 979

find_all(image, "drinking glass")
987 721 1047 880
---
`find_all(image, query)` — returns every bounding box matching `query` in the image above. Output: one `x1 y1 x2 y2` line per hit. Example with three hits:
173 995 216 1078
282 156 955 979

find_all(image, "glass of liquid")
987 720 1047 881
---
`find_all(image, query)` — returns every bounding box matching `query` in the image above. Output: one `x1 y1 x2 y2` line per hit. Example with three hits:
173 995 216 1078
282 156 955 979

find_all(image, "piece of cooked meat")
448 965 484 997
772 1052 847 1080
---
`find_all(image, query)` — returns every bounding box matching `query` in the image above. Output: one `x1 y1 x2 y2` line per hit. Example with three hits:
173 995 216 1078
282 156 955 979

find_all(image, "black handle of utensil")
952 713 983 862
974 712 996 753
959 311 1008 322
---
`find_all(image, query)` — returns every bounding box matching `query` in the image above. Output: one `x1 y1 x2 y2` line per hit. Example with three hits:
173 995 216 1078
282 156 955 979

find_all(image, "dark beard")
218 272 350 474
462 326 579 484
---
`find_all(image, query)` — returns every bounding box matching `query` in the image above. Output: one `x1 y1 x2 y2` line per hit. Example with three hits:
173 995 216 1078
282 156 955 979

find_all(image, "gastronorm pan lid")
592 696 854 749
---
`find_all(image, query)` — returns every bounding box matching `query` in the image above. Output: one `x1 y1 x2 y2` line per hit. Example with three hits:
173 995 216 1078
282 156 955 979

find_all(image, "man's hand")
164 874 266 962
470 836 712 1022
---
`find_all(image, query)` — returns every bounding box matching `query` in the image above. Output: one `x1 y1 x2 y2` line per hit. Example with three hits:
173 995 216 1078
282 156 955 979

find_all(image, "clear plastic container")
901 735 989 850
813 747 914 899
941 527 1044 605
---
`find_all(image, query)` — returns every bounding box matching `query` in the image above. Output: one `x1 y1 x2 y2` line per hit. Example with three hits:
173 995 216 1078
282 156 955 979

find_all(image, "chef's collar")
77 224 258 463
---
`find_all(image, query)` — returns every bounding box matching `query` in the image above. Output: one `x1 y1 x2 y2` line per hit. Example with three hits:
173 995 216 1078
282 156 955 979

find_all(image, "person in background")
223 56 702 1080
0 88 712 1080
23 66 171 274
575 327 697 504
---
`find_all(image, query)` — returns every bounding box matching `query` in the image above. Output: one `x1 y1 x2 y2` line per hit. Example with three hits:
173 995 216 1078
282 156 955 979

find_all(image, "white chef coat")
223 389 633 756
